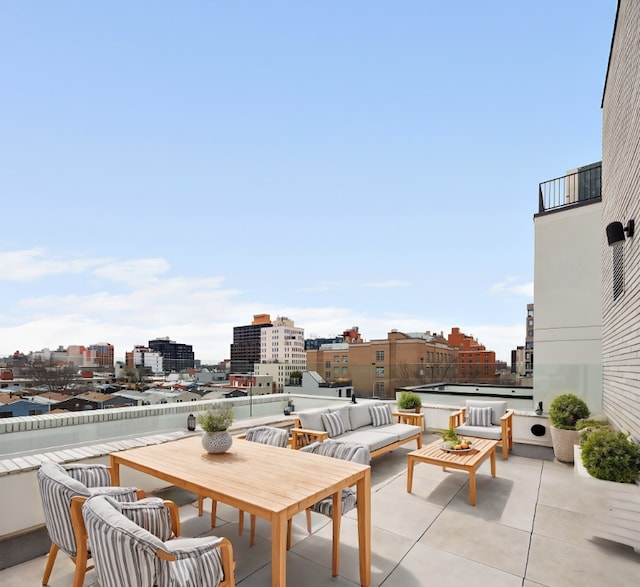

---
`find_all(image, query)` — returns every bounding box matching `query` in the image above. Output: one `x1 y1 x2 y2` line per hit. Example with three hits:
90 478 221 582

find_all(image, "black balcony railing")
538 162 601 213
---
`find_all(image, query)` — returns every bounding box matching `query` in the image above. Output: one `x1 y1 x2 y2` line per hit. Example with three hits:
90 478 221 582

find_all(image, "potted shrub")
548 393 590 463
397 391 422 413
580 427 640 483
197 403 234 454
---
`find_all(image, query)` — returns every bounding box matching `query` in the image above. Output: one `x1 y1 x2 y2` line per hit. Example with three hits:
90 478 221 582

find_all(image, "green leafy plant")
442 428 460 443
581 428 640 483
398 391 422 410
548 393 590 430
577 417 611 444
197 404 234 432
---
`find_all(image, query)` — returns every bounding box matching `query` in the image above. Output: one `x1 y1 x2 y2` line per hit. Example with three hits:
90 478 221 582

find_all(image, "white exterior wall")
601 0 640 441
533 201 603 413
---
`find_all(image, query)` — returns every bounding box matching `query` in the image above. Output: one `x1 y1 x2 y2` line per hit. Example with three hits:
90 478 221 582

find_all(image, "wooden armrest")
449 408 466 429
290 428 328 449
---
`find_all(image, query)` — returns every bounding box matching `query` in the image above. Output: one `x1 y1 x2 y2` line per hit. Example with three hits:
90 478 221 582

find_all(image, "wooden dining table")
110 435 371 587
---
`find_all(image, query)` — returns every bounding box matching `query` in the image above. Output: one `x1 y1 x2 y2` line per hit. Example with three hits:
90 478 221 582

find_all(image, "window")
333 367 339 376
375 351 384 361
325 361 330 368
334 356 340 363
342 367 348 375
374 382 384 395
342 355 348 363
325 371 331 379
613 243 624 300
375 366 384 377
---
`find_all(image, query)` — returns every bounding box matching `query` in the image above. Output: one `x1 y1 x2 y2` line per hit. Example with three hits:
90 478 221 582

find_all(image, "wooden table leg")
490 446 497 476
109 455 120 485
356 470 371 587
407 456 415 493
271 513 287 587
331 491 342 576
468 469 477 506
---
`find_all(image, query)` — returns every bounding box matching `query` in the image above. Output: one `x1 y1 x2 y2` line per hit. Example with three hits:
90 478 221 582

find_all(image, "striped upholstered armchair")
37 462 144 587
289 439 370 576
82 495 235 587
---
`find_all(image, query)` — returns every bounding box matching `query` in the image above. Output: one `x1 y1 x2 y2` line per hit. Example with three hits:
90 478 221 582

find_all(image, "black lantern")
187 413 196 431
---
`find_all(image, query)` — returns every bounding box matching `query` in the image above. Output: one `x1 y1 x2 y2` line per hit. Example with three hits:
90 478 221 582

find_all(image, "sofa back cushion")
465 400 507 426
349 403 373 429
298 408 329 432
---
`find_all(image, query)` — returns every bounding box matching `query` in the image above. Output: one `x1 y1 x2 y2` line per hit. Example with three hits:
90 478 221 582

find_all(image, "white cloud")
489 277 533 298
361 280 410 288
0 248 108 281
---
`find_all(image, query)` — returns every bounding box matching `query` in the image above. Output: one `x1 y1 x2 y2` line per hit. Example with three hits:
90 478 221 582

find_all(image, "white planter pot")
550 426 580 463
201 431 233 454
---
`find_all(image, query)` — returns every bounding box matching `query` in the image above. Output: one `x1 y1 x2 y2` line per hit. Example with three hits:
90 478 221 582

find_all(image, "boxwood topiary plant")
548 393 590 430
581 427 640 483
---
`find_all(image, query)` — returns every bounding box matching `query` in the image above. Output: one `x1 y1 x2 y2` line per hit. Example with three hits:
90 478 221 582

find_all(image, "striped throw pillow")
467 406 493 427
369 404 393 427
321 411 346 437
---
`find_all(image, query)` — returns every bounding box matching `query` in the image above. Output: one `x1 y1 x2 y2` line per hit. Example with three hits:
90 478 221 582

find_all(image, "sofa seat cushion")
340 429 399 453
371 423 421 442
455 424 503 440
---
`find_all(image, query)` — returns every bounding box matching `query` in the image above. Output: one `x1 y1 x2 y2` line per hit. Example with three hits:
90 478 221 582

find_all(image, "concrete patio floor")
2 433 639 586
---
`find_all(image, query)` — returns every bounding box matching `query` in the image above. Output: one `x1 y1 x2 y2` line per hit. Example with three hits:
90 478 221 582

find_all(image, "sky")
0 1 617 364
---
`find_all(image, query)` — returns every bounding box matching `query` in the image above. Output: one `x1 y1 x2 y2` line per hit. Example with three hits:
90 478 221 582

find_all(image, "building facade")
601 0 640 441
258 316 305 392
533 163 603 412
447 327 497 384
148 337 195 373
307 330 458 400
230 314 272 374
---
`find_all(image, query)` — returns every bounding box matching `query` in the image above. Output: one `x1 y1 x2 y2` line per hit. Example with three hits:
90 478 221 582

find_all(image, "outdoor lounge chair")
37 462 144 587
449 400 514 459
82 494 235 587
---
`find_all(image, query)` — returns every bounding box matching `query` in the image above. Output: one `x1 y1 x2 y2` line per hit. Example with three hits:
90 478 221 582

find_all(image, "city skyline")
0 2 616 363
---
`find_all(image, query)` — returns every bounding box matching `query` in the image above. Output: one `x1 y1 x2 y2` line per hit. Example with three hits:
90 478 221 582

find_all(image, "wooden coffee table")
406 437 498 506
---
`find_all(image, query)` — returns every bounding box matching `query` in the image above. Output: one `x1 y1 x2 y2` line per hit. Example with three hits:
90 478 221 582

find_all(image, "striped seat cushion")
245 426 289 447
310 488 357 517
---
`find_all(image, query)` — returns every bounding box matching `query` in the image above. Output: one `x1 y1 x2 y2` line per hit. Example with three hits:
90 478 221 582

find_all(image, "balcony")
538 162 602 214
1 395 638 585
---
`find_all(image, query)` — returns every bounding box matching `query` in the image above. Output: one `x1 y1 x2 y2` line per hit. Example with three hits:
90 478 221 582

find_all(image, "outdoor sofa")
290 400 422 459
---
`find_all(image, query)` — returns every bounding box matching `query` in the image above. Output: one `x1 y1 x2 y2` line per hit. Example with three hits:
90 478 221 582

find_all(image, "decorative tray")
440 443 473 453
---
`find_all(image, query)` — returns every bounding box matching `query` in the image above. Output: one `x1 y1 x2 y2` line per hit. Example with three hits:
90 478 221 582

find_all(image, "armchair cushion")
321 411 346 438
64 463 112 487
115 497 173 541
467 406 493 427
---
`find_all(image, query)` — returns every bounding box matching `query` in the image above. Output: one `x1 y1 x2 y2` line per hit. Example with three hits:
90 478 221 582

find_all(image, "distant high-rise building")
230 314 272 374
88 342 114 369
148 337 194 372
525 304 534 376
256 316 305 391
